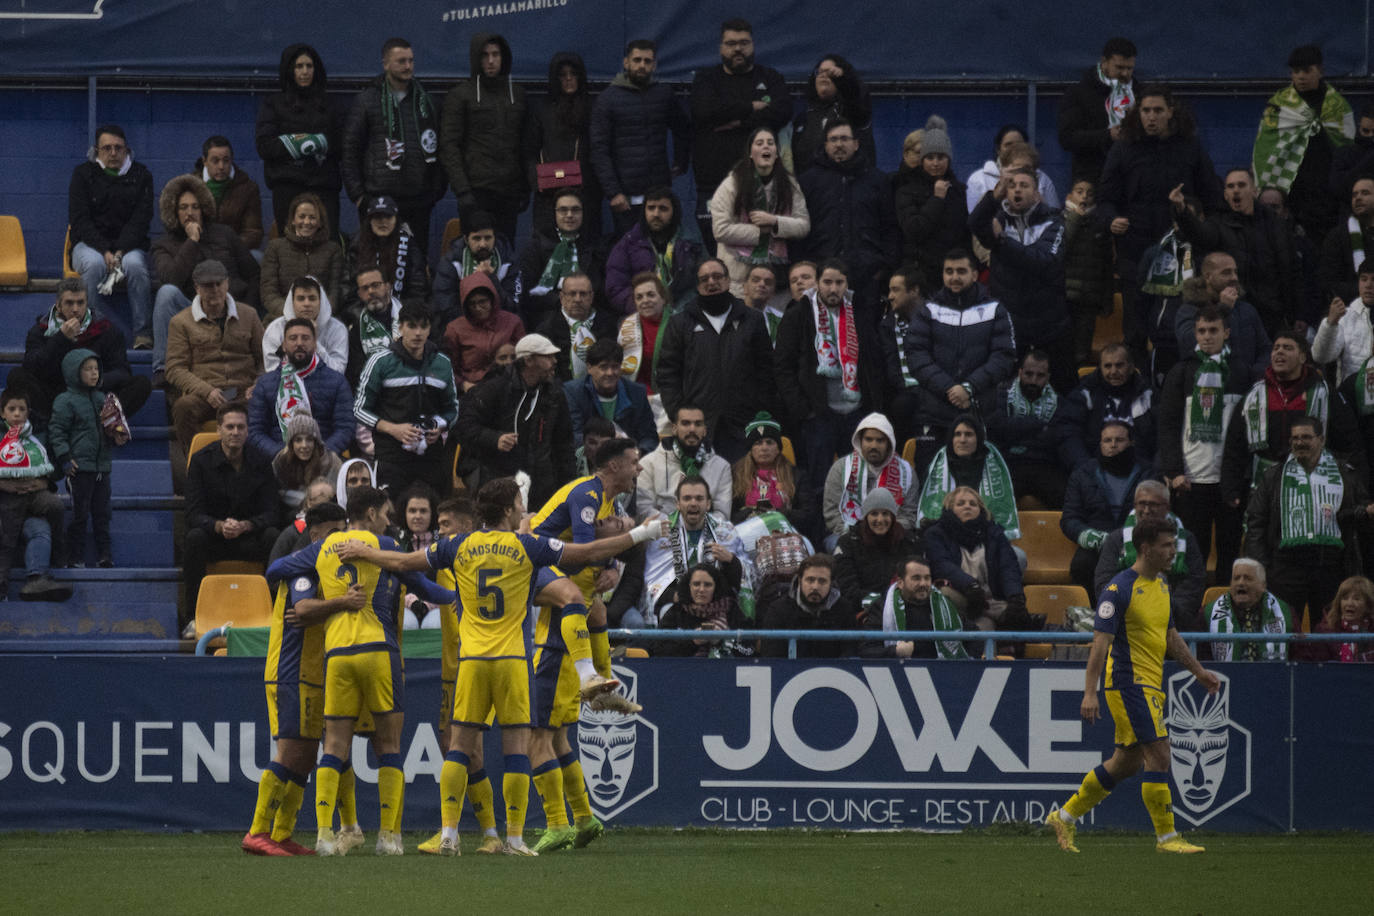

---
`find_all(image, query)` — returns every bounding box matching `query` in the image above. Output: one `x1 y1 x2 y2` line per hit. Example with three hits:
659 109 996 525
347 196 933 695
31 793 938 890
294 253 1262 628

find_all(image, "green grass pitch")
3 828 1371 914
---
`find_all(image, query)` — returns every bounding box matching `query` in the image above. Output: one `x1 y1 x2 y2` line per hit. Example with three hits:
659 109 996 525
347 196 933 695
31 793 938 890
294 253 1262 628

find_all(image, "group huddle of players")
239 436 662 857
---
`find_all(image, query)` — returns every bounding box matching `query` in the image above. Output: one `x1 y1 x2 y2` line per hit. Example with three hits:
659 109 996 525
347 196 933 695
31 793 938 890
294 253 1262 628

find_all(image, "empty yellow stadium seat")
193 574 273 638
187 431 218 468
0 215 29 286
440 218 464 255
1015 510 1075 585
780 436 796 466
1022 584 1089 659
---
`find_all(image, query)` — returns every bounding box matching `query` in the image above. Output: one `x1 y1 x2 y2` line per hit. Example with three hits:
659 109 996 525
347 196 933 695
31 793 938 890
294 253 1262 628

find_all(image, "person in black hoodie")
341 38 445 258
1099 85 1222 362
1056 37 1139 183
256 44 342 237
894 116 970 295
590 39 691 237
791 54 874 177
525 51 600 239
441 32 529 244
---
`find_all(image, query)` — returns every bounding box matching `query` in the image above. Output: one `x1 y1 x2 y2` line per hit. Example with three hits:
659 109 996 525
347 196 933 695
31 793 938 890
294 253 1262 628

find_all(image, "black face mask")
1099 445 1137 477
698 290 733 316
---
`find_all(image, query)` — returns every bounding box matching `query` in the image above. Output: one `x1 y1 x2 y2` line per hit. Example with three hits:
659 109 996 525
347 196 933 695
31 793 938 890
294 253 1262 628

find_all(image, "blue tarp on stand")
1 656 1366 832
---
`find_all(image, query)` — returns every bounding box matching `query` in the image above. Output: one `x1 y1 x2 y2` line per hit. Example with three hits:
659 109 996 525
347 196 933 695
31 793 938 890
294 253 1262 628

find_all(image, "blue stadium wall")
2 657 1370 832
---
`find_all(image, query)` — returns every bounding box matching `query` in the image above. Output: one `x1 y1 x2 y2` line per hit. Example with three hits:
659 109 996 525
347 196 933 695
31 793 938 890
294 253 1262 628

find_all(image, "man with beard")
636 404 732 519
1171 170 1299 337
1172 252 1273 379
655 259 777 461
1158 307 1254 584
798 120 899 305
247 317 355 462
689 18 791 249
353 303 459 494
758 554 851 658
591 41 691 237
1320 177 1374 304
431 210 518 329
1061 422 1155 595
1093 480 1207 632
1206 558 1292 661
346 266 402 388
986 349 1067 508
455 333 575 506
775 259 883 497
604 188 702 313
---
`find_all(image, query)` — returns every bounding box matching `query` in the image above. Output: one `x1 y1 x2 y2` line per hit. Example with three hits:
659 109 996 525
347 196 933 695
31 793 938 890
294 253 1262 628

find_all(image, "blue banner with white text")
0 656 1367 832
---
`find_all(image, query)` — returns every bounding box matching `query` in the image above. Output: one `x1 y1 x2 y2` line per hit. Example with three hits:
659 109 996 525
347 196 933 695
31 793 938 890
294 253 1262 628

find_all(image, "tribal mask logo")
1164 671 1251 825
576 664 658 820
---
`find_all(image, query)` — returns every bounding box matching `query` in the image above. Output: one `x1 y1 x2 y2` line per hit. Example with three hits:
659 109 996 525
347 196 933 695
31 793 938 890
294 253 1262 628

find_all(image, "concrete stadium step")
1 568 180 638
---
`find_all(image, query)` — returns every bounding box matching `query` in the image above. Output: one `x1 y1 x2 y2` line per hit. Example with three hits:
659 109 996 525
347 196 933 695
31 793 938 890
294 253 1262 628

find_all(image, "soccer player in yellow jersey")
528 437 646 852
243 502 352 856
531 437 644 710
268 486 456 856
338 475 666 856
1048 517 1221 855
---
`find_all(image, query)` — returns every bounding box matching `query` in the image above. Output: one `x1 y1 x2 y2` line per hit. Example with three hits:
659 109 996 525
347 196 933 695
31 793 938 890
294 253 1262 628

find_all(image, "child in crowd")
0 389 73 599
48 350 115 570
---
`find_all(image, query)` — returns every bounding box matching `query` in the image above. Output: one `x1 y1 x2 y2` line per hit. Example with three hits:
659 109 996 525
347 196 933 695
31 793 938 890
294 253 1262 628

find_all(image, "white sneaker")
375 830 404 856
335 823 365 855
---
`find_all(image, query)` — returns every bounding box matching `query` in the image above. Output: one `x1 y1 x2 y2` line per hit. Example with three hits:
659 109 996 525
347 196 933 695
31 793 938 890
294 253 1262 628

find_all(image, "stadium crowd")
13 21 1374 664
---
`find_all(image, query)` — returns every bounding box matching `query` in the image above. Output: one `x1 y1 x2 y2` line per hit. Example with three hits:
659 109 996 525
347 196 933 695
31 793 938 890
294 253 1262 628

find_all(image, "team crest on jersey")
576 664 658 821
1164 671 1252 826
1097 601 1115 619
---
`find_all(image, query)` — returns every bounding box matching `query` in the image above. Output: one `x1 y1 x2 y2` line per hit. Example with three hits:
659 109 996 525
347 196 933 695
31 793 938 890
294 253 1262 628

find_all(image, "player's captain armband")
1098 601 1116 619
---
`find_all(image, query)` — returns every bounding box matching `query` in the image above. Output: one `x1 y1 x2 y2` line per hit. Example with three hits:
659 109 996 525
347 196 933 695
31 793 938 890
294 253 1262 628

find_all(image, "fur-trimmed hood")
159 173 216 233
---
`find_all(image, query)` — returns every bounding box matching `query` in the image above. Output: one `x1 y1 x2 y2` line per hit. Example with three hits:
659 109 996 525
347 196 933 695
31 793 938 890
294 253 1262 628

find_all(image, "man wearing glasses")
68 124 155 348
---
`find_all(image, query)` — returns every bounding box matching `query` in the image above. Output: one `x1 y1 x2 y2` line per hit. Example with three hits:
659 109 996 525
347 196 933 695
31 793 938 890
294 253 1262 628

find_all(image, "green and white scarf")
1347 214 1367 275
1241 374 1327 478
1209 590 1290 661
275 353 316 439
1006 382 1057 423
1117 510 1191 576
358 302 400 357
1254 84 1354 193
279 132 328 165
1097 63 1135 128
44 303 91 337
1189 345 1229 443
1141 228 1193 296
0 420 55 479
532 231 581 297
883 583 968 660
917 443 1019 539
1279 450 1345 549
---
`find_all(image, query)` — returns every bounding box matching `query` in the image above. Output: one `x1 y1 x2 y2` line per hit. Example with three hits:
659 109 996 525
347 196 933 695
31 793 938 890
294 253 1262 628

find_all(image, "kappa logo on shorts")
1164 671 1251 826
577 664 658 821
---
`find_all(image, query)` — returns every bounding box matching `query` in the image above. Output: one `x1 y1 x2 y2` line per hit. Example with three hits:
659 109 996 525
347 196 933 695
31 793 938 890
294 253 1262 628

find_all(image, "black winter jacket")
968 194 1069 343
68 159 154 255
656 295 779 438
254 44 342 193
590 73 690 200
440 33 528 205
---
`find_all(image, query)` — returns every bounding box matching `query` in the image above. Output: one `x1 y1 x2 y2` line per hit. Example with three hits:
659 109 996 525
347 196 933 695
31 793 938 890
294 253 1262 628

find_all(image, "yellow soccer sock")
532 760 569 828
249 761 290 835
440 751 471 829
560 603 592 663
503 754 531 838
467 768 497 832
1141 771 1176 838
1063 764 1115 821
590 624 611 678
314 755 345 831
336 763 358 828
378 754 405 834
560 753 592 822
270 771 308 843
